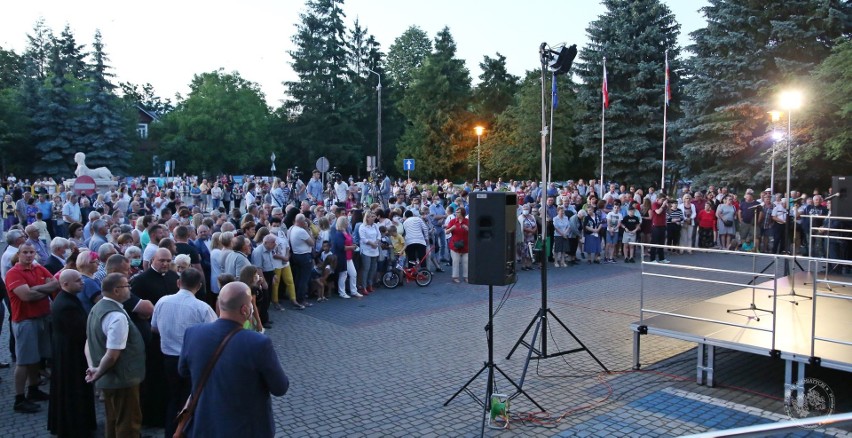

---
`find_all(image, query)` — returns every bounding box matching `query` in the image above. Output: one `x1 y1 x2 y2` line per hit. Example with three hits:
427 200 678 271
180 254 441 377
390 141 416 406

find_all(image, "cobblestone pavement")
1 250 850 437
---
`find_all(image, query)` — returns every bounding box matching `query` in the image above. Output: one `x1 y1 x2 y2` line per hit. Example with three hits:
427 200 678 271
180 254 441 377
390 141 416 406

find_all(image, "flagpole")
661 50 668 191
599 57 606 199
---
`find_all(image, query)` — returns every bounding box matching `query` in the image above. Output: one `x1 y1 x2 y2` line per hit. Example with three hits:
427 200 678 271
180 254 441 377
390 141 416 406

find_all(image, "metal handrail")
683 411 852 437
644 262 776 278
643 272 774 291
640 309 773 333
634 243 780 336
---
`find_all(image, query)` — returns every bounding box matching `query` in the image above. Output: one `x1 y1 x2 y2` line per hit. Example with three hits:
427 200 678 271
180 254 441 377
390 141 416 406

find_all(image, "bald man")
49 270 96 436
179 282 288 437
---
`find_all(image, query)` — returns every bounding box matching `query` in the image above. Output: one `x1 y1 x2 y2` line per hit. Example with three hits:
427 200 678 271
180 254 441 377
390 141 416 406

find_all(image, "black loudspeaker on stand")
832 176 851 218
444 192 542 437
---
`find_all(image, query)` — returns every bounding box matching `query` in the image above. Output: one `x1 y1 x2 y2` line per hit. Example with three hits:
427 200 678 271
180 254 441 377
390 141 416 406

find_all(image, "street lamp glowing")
768 110 782 122
772 131 783 141
475 126 484 182
779 90 803 110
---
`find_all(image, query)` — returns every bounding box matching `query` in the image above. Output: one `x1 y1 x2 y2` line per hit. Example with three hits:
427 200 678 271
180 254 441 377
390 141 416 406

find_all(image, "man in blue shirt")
179 282 288 437
306 170 324 205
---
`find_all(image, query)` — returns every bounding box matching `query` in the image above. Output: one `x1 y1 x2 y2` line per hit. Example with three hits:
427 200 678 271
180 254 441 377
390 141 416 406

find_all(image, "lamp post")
474 126 484 182
779 91 802 214
767 110 783 196
367 69 382 170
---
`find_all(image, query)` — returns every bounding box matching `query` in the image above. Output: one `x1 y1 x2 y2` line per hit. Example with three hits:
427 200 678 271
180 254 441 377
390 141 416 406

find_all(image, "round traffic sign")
73 175 97 196
316 156 330 173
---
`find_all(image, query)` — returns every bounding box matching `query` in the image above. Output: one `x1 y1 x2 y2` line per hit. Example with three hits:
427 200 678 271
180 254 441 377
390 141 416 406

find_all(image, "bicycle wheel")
415 269 433 287
382 271 401 289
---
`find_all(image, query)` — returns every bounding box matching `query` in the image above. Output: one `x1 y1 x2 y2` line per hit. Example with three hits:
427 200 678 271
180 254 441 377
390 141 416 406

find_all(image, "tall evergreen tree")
77 30 132 173
55 24 88 80
474 52 519 128
680 0 849 187
386 26 432 91
284 0 363 174
31 45 79 175
396 27 473 179
574 0 682 187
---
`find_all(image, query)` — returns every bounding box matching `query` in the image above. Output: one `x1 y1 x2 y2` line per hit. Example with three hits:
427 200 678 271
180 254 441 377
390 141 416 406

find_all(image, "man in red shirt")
5 242 59 413
649 193 671 263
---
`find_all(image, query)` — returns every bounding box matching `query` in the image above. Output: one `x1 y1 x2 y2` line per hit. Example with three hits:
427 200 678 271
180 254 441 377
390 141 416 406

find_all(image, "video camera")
287 166 302 183
328 167 342 182
370 168 385 182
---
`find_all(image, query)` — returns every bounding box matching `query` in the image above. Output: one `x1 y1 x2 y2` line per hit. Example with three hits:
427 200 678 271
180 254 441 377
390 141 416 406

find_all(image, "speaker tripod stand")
444 285 543 438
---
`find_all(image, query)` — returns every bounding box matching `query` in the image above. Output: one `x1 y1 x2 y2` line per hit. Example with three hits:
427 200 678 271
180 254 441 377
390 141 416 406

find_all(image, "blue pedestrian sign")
403 159 415 171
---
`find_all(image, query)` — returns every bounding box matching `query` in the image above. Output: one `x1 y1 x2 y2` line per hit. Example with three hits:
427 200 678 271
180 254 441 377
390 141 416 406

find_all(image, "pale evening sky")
0 0 709 107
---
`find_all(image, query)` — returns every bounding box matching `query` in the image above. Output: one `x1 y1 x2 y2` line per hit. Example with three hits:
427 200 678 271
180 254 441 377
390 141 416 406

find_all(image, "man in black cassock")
48 269 96 437
130 248 179 428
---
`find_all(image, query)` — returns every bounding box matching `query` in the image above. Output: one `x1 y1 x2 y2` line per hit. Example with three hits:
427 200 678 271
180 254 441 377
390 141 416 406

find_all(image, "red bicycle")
382 247 433 288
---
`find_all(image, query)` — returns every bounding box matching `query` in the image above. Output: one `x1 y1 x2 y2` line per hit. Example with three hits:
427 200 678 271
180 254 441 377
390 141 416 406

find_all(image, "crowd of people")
0 170 847 436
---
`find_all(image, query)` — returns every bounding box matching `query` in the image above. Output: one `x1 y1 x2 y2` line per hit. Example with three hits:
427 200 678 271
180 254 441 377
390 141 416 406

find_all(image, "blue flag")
551 76 558 108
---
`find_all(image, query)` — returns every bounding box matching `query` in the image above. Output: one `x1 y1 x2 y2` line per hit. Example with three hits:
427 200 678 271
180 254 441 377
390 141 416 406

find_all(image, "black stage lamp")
548 44 577 75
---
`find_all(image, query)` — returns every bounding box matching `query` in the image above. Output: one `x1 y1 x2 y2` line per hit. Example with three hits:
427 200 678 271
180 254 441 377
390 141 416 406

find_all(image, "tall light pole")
474 126 484 182
367 69 382 170
779 91 802 214
767 110 782 196
779 91 802 260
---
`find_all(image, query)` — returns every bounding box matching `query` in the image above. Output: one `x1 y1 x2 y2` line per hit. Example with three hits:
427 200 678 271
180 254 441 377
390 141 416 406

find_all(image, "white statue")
74 152 114 180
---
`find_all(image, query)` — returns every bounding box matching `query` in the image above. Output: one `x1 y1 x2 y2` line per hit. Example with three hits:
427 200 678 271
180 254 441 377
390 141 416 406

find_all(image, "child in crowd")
312 242 336 302
378 225 391 278
389 225 406 268
604 201 623 263
621 205 641 263
34 212 50 244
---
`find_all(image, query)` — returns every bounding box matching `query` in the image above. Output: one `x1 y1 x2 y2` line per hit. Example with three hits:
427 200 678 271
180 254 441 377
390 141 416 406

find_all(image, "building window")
137 123 149 139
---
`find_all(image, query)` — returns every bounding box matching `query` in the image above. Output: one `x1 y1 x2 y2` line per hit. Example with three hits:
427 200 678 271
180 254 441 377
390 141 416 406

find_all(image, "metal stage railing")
802 214 852 358
635 243 852 349
635 243 783 354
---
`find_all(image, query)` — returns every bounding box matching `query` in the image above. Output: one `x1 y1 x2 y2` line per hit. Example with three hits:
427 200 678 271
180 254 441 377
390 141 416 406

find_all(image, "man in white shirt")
333 178 348 205
150 268 216 437
62 194 82 225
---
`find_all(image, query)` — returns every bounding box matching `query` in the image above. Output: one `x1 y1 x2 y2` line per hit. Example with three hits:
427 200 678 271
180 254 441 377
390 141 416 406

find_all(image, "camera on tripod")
328 167 342 182
287 166 302 183
370 168 385 182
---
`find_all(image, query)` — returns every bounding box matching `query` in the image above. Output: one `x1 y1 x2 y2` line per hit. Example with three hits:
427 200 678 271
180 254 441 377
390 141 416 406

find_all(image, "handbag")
173 324 242 438
723 220 733 227
453 240 464 250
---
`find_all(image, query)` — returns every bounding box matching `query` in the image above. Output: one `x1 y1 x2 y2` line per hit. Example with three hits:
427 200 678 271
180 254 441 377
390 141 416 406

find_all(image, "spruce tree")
77 30 131 174
32 45 78 175
574 0 683 188
474 53 519 127
284 0 364 174
681 0 849 187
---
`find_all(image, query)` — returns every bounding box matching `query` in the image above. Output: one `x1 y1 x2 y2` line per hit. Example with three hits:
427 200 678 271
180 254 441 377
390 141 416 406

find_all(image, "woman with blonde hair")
330 216 361 298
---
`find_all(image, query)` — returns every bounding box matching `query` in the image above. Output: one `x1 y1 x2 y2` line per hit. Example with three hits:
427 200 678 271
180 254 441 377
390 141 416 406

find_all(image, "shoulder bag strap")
183 325 242 417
